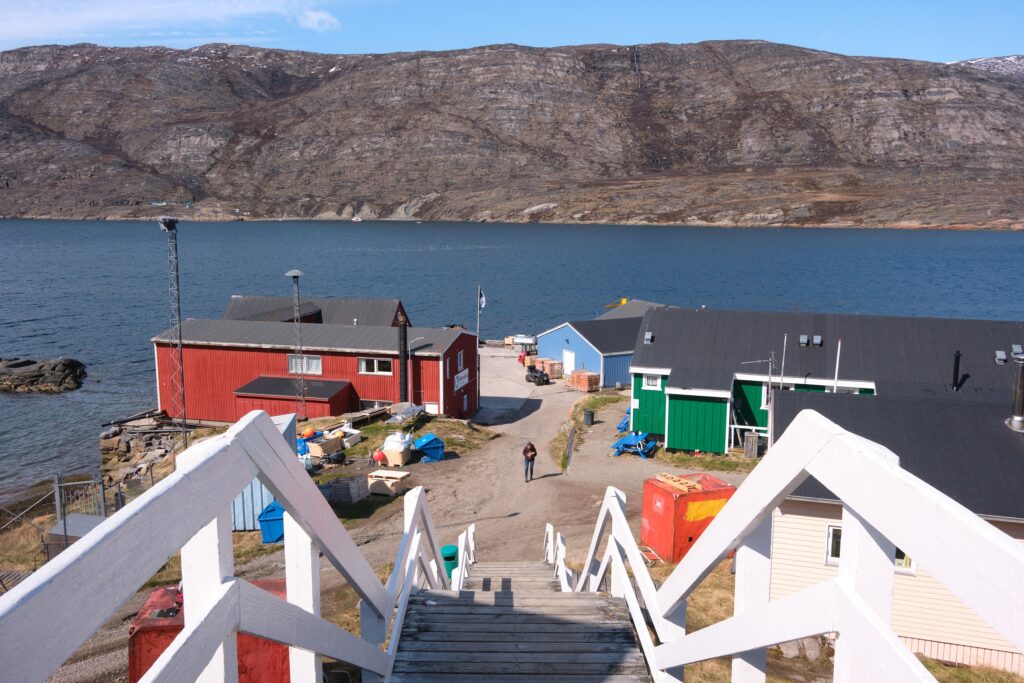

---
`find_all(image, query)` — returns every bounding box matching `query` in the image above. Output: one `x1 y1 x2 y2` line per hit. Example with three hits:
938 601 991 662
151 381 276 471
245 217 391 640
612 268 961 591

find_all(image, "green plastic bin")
441 544 459 578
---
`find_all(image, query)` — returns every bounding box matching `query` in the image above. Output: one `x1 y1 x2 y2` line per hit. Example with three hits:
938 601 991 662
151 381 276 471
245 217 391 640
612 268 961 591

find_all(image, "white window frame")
457 350 465 371
825 524 915 573
358 357 394 376
760 384 770 410
825 525 842 566
288 354 322 376
642 374 661 391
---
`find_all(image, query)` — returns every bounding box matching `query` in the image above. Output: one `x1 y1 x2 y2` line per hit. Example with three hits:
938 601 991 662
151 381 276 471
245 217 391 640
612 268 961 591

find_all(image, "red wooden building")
152 319 478 422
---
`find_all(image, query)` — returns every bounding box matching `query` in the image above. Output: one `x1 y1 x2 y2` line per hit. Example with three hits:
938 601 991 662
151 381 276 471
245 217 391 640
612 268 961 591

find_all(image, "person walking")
522 441 537 482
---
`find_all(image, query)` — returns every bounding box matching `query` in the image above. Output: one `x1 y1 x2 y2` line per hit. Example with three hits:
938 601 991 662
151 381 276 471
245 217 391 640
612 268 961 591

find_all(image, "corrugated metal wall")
232 413 296 532
155 344 440 422
537 325 601 376
602 353 633 388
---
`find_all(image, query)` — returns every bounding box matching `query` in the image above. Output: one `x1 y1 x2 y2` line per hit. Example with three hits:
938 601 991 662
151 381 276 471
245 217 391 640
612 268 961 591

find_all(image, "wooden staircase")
391 561 653 682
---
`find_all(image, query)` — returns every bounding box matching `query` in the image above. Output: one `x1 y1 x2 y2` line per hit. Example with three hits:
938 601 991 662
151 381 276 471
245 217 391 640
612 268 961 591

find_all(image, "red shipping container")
129 579 290 683
641 473 736 563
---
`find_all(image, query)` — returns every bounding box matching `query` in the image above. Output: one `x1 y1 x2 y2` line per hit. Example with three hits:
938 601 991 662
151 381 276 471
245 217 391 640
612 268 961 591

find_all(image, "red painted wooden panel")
440 333 479 418
155 344 436 422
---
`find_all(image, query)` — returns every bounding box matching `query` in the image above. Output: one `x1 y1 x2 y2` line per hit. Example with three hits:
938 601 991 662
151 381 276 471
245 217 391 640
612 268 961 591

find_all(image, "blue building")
536 316 645 388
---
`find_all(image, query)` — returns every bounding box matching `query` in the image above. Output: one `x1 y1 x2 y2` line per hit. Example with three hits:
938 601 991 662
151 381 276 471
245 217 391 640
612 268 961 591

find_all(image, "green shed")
665 394 729 453
631 373 667 434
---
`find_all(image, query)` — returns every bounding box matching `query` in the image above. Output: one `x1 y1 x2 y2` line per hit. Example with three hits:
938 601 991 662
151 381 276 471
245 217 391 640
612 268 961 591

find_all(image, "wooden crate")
546 361 563 379
569 370 599 392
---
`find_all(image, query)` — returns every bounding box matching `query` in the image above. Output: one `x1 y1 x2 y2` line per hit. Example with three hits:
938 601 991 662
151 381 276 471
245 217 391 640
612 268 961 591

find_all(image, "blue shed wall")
602 353 633 388
537 324 602 376
232 413 296 532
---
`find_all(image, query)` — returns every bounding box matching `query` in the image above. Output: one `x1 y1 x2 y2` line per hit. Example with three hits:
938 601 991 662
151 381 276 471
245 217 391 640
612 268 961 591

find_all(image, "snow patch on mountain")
956 55 1024 79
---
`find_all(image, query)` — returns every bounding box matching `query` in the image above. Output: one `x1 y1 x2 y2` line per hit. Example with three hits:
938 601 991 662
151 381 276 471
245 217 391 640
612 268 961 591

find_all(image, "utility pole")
286 270 307 421
159 217 188 454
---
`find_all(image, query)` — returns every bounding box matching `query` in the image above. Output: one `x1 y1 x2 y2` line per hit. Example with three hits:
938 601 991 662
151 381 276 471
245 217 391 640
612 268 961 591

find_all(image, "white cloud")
297 10 340 33
0 1 343 49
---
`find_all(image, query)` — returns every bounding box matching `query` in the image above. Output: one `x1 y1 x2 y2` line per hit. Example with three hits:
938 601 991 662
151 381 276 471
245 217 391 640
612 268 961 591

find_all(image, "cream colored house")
771 393 1024 674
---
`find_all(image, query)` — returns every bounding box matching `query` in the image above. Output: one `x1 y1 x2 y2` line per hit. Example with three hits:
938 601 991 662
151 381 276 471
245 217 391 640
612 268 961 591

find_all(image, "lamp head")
158 216 178 232
285 269 303 279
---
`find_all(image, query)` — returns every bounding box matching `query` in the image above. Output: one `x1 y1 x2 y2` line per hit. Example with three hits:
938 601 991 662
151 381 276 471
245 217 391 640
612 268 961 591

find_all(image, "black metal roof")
773 392 1024 520
232 301 321 322
235 376 351 400
224 295 405 326
568 317 645 355
597 299 667 320
631 307 1024 403
152 319 464 357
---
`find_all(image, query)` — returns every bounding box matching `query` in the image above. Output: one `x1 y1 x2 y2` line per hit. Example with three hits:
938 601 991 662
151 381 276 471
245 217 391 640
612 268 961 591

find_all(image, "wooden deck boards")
394 561 652 682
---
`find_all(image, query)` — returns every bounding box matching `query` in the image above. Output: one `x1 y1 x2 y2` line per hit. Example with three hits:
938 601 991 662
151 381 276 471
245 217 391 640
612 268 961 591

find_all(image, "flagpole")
476 285 482 415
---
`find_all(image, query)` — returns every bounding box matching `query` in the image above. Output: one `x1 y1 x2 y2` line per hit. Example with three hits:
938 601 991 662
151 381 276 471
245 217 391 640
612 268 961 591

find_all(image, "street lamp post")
286 269 307 421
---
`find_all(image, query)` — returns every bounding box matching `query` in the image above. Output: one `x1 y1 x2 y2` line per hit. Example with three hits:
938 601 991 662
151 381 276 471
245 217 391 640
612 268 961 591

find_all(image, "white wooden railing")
0 410 449 683
449 523 477 590
543 522 575 591
550 409 1024 682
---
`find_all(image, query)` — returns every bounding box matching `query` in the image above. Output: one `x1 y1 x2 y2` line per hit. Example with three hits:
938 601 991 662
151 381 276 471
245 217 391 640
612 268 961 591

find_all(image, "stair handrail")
0 410 447 683
449 523 476 590
543 522 575 591
562 409 1024 682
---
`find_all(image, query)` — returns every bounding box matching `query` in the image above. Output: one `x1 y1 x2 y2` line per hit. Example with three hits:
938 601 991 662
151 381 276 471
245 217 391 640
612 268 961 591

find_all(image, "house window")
358 358 393 375
288 354 322 375
642 374 661 390
457 350 465 371
826 525 842 565
760 384 770 410
446 358 451 379
826 525 914 572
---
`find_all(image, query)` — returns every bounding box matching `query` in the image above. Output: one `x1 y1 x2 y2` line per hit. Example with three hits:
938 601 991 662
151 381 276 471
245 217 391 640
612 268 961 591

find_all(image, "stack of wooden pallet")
568 370 600 392
544 360 563 379
318 476 369 504
532 357 550 371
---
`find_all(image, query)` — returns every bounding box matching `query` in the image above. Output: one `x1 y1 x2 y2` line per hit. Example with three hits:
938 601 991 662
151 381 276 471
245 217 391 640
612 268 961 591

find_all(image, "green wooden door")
667 394 728 454
732 380 768 428
632 374 666 435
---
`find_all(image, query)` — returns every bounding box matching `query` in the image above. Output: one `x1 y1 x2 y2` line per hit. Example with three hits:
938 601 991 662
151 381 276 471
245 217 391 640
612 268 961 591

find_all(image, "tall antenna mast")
286 270 307 421
158 217 187 452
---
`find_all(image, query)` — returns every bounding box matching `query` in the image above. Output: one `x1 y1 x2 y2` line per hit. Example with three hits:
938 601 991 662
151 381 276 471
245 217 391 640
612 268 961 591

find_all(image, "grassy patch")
144 531 281 587
658 450 759 473
320 563 394 682
921 658 1024 683
550 391 627 470
307 414 497 464
0 516 51 570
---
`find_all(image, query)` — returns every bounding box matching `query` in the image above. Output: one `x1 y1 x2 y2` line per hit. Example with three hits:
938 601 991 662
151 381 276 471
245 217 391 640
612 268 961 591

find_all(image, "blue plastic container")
414 433 446 463
257 500 285 543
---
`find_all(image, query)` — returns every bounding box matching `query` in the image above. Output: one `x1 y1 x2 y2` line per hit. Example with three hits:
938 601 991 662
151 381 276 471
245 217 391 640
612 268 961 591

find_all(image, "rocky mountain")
1 40 1022 228
957 55 1024 80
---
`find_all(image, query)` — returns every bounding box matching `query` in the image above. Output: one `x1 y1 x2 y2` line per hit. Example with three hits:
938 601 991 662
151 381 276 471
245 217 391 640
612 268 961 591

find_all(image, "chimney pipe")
397 312 409 404
1009 351 1024 432
952 350 961 391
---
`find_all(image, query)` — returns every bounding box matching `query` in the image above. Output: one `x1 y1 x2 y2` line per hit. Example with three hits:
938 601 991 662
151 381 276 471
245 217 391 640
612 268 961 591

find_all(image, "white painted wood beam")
181 506 238 683
653 580 839 670
236 579 390 676
731 515 772 683
285 510 322 683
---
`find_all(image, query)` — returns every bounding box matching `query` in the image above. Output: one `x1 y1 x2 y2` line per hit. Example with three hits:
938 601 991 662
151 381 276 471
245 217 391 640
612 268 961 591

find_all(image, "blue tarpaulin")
414 433 446 462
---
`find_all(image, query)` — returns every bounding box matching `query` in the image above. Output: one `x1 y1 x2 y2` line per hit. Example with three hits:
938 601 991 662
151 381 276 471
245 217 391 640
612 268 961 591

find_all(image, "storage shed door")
562 349 575 374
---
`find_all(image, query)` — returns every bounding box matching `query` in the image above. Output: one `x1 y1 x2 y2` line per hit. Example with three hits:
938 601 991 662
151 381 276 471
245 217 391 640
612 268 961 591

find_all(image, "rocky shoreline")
0 357 87 393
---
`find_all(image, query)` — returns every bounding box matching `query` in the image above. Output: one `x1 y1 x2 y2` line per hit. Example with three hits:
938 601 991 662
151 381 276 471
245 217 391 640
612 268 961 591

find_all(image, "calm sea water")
1 219 1022 499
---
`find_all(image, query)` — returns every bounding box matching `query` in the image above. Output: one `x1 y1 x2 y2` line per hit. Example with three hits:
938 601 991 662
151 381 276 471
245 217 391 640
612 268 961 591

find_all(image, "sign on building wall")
454 368 469 391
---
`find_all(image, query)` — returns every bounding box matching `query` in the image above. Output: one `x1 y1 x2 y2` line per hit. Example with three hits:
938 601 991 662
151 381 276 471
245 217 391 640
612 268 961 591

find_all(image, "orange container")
641 473 736 563
128 579 290 682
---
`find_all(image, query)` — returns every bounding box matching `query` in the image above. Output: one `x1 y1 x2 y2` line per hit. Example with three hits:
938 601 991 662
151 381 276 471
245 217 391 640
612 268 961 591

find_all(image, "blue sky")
1 0 1021 62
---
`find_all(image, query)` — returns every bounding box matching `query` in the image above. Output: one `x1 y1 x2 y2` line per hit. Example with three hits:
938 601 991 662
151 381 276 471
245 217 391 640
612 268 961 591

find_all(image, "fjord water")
1 219 1022 499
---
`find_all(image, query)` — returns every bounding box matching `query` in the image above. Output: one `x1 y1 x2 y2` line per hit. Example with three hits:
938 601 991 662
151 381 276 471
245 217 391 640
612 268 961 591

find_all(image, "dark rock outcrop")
1 41 1023 228
0 357 87 393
